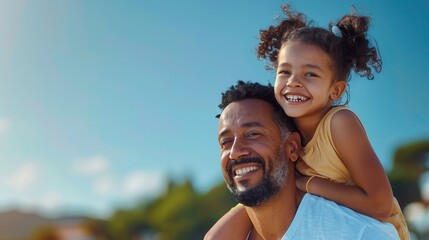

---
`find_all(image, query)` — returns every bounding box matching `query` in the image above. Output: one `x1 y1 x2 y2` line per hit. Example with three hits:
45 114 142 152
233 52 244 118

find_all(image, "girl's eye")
305 72 319 77
277 70 290 75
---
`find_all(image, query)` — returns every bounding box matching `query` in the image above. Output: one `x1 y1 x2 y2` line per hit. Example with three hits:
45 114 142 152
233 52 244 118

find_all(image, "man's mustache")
226 157 264 175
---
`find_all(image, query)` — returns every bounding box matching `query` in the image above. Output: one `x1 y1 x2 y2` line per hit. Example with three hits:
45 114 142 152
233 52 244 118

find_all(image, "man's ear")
285 132 301 162
330 81 347 100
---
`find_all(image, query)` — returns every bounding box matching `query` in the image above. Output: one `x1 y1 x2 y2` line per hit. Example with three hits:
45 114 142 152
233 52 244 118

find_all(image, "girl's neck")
294 106 333 145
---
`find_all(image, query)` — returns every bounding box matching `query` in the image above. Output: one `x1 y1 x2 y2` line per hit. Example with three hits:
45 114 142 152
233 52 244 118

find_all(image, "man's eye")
247 132 261 138
220 138 232 147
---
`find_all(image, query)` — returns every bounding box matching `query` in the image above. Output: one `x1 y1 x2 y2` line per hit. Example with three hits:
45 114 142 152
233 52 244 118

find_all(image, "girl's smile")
275 41 336 122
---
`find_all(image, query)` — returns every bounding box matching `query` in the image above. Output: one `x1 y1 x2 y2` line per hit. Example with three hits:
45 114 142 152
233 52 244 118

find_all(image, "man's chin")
231 184 273 207
235 183 258 192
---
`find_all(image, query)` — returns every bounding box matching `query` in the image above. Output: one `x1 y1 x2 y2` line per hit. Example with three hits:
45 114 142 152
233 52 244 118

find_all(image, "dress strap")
246 228 252 240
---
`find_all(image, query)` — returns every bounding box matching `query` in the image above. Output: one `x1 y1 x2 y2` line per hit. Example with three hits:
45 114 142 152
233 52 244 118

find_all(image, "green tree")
107 178 236 240
144 179 201 239
388 140 429 239
108 179 201 239
81 218 112 240
29 225 60 240
199 181 237 234
388 140 429 208
108 208 147 240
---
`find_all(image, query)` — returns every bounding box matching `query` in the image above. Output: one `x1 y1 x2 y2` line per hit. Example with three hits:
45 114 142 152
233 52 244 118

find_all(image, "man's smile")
234 165 260 177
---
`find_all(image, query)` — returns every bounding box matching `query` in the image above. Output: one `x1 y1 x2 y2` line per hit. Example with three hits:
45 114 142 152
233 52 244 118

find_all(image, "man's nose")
229 138 250 160
286 75 303 88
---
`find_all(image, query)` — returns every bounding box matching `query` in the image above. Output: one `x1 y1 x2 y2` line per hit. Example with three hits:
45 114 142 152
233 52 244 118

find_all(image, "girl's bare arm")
204 204 252 240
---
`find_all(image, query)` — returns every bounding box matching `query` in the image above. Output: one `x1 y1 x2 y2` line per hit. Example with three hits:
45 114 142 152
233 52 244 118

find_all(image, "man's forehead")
218 99 273 127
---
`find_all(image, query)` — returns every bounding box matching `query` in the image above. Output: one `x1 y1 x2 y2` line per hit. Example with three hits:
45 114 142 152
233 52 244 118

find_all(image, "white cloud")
38 192 64 211
15 192 64 216
93 175 115 196
121 171 166 200
0 119 10 135
9 162 38 190
74 155 109 175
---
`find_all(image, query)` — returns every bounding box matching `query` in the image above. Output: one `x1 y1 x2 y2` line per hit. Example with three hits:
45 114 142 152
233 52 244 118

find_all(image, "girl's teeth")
286 95 308 102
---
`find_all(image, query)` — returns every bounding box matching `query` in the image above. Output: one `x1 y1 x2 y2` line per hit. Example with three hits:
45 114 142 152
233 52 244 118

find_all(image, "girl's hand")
295 170 309 192
295 171 320 194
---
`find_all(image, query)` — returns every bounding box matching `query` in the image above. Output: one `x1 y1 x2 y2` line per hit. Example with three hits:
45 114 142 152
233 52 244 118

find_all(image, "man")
206 81 399 239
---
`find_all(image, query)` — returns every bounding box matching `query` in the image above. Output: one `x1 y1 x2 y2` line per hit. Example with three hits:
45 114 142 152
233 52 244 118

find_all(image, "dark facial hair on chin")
226 156 285 207
232 176 278 206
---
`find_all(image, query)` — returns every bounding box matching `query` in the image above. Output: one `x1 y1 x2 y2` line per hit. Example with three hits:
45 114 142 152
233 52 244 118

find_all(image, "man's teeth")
286 95 308 102
235 166 259 176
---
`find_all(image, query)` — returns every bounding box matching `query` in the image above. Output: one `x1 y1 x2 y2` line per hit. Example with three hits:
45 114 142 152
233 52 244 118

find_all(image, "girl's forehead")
280 41 326 55
278 41 332 66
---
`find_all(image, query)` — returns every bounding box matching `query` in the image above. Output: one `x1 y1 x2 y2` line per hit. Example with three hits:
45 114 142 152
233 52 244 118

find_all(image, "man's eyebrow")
218 129 230 139
242 122 264 128
218 121 264 139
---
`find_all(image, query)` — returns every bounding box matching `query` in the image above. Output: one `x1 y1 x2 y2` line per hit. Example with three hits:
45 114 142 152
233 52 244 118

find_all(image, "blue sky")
0 0 428 218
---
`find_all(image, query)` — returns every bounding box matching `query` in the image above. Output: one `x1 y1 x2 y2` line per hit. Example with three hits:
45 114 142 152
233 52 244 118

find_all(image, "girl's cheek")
274 79 281 92
274 84 284 100
275 76 286 89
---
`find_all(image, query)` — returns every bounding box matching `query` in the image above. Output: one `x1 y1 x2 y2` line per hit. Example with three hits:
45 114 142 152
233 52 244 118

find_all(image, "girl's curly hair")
257 4 382 81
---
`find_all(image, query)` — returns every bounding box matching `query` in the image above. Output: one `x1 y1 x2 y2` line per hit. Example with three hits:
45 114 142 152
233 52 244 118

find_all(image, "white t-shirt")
282 194 399 240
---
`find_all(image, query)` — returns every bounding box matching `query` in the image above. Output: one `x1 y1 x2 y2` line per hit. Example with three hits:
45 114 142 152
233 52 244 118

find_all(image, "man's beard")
225 147 288 207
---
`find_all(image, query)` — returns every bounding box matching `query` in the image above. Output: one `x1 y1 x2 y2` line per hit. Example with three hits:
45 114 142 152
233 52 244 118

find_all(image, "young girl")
206 4 409 240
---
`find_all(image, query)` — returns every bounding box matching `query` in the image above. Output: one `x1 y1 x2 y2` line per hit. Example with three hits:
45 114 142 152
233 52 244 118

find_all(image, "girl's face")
274 41 344 119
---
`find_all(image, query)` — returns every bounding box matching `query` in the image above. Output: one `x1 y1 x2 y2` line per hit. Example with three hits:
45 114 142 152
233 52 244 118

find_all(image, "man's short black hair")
217 80 297 134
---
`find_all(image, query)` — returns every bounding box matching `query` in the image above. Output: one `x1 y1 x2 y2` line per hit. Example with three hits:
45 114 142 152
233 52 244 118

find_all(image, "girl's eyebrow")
305 64 324 72
278 62 291 68
278 62 324 72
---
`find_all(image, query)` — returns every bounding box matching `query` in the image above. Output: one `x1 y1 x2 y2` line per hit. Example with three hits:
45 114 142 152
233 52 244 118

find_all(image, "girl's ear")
330 81 347 100
285 132 301 162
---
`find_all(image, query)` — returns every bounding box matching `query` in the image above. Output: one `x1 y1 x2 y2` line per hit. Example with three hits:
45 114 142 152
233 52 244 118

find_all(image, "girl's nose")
286 75 303 88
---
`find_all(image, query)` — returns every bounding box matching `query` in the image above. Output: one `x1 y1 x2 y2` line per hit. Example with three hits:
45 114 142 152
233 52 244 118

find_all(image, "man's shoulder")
302 194 389 225
288 194 400 240
300 194 368 221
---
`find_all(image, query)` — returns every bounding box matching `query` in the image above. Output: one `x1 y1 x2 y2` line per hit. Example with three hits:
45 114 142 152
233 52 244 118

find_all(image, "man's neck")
245 188 305 240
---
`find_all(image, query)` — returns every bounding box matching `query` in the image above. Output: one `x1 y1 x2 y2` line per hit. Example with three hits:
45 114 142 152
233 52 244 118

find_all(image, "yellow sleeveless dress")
296 106 409 240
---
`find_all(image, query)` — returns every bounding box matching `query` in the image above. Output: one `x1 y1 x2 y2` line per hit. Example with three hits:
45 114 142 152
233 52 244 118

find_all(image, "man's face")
218 99 289 206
